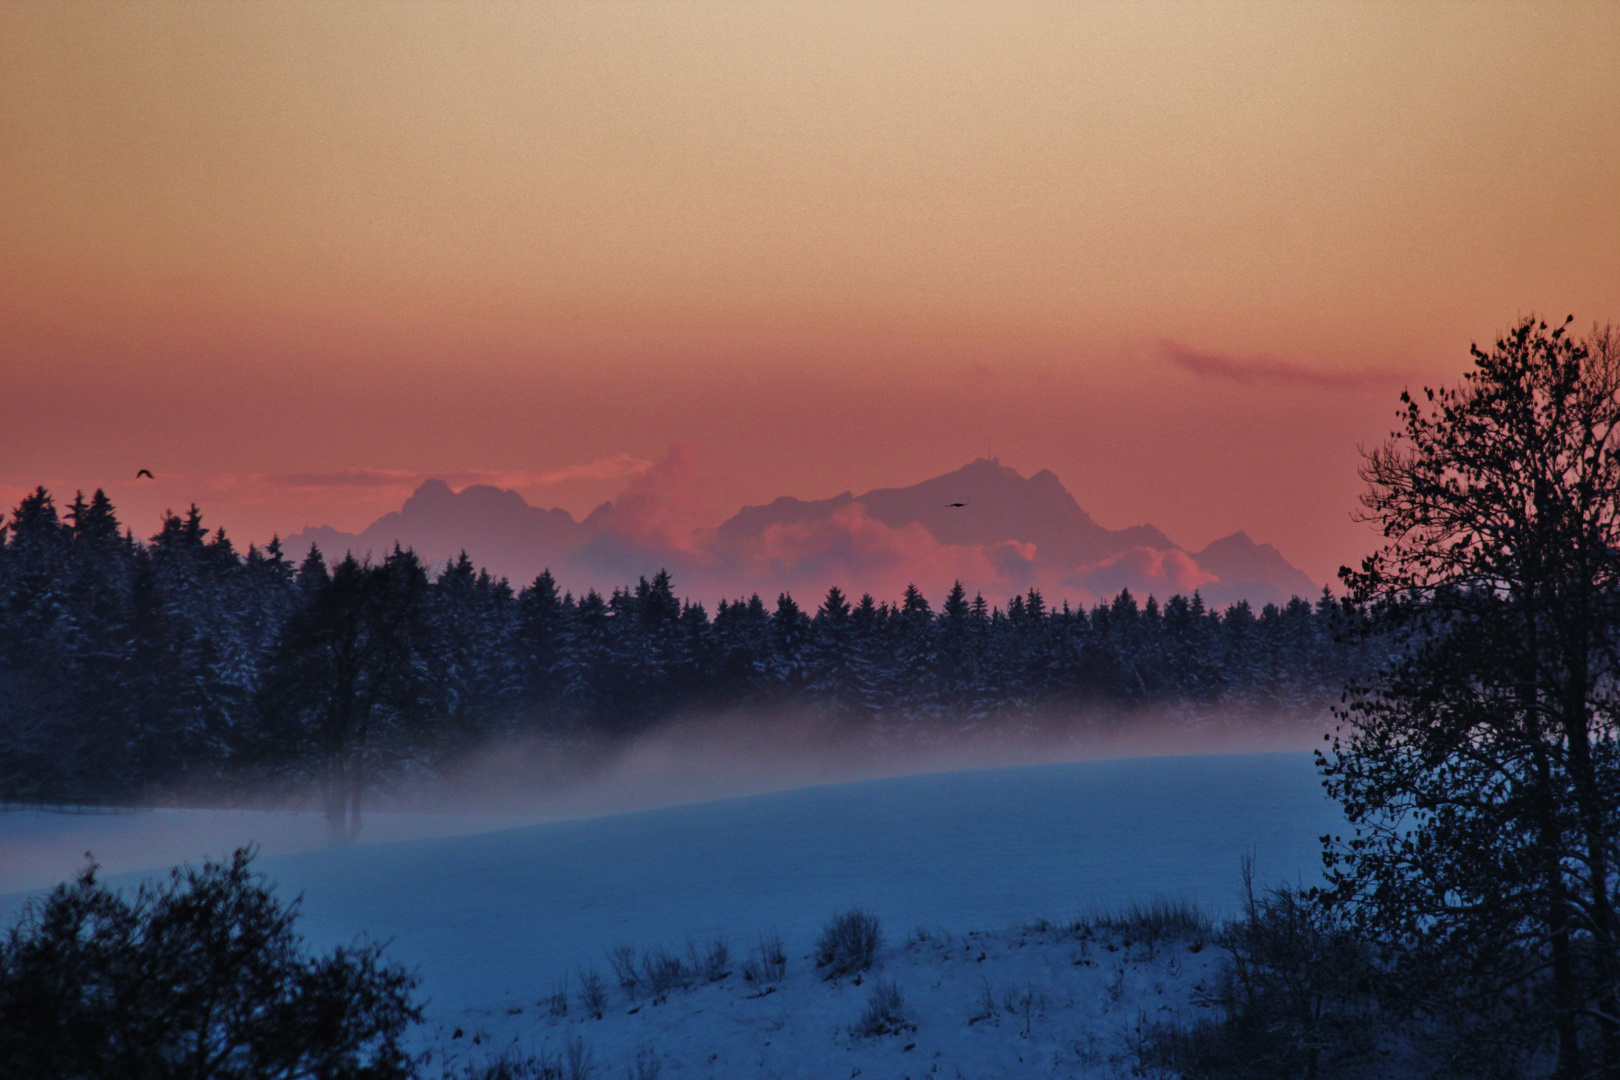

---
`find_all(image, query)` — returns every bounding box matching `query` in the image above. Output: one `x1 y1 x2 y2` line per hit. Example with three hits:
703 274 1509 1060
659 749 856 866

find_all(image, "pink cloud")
1067 546 1217 599
526 454 653 486
1159 339 1404 390
146 455 656 497
599 445 719 557
741 503 1019 601
252 469 419 490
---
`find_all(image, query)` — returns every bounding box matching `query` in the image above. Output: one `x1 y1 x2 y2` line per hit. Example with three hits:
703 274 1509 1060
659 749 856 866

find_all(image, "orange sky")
3 2 1618 588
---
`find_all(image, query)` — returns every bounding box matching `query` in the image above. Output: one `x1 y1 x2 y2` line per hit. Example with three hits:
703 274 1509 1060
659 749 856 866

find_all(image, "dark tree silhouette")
0 847 420 1079
255 549 441 845
1325 318 1620 1075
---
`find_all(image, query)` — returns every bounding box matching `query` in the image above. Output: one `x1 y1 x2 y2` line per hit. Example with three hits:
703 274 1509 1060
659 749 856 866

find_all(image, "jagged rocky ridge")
289 459 1315 608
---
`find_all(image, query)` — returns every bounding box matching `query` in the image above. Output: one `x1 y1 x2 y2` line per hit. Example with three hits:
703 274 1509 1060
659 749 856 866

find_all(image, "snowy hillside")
424 914 1224 1079
1 752 1342 1076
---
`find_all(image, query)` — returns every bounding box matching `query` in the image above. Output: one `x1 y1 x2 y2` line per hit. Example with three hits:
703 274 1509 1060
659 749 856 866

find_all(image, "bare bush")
969 976 998 1026
626 1044 661 1080
1002 981 1046 1038
450 1048 561 1080
563 1034 594 1080
685 936 729 982
605 945 639 999
543 973 568 1017
1098 896 1208 952
638 945 688 999
815 908 883 979
1142 862 1381 1079
852 978 913 1038
741 931 787 984
575 967 608 1020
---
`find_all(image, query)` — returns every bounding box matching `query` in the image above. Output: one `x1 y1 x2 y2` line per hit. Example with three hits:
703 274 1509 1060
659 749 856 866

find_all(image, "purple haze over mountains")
286 459 1318 609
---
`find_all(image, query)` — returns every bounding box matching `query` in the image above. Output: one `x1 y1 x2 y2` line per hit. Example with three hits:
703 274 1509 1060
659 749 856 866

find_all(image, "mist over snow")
423 702 1332 819
0 753 1342 1075
0 706 1327 898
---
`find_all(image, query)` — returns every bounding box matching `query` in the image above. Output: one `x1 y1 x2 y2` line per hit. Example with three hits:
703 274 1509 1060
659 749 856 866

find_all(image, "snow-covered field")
0 751 1342 1077
423 916 1226 1079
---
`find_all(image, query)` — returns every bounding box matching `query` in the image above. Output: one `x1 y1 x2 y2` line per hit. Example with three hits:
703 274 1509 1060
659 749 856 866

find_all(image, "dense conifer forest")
0 486 1364 807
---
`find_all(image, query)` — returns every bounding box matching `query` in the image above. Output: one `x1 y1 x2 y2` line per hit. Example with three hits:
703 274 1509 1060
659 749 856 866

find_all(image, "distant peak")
407 478 454 504
1029 468 1063 489
1203 530 1256 549
951 457 1019 480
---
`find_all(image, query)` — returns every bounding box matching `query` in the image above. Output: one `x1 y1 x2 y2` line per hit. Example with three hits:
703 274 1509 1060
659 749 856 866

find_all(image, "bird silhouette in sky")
946 502 967 508
135 469 154 479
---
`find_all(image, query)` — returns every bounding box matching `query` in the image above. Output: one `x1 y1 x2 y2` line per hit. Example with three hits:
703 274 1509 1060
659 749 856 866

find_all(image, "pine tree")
516 570 567 724
768 592 812 694
936 582 977 712
810 586 856 713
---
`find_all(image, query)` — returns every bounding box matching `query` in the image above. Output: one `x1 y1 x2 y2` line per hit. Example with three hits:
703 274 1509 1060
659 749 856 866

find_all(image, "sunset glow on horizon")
4 1 1618 590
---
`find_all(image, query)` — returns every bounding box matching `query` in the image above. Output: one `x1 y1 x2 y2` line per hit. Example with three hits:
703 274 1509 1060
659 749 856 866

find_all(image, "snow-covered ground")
423 917 1224 1079
0 751 1342 1077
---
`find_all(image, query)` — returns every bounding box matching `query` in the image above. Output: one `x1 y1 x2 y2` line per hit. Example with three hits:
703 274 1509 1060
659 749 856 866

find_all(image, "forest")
0 485 1362 815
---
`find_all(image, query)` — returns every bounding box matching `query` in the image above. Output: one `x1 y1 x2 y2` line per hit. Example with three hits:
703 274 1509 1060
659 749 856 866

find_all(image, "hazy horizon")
5 3 1618 590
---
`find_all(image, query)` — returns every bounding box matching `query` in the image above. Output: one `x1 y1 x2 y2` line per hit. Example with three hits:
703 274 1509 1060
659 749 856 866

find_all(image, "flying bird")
135 469 154 479
946 502 967 508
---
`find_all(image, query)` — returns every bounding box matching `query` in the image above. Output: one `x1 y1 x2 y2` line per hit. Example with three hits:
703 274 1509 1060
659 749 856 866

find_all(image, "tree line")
0 487 1362 826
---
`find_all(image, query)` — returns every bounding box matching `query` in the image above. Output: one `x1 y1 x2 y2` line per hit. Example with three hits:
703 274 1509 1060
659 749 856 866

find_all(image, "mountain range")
286 458 1317 609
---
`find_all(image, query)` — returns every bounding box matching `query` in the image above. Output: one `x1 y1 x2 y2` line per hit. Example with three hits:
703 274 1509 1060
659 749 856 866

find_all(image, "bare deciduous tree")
1327 317 1620 1076
256 548 441 845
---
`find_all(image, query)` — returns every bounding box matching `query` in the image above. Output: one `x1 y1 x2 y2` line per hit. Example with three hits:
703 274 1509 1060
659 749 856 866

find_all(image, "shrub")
639 945 688 998
1002 981 1046 1038
742 931 787 984
686 936 729 982
576 966 608 1019
544 972 568 1017
1143 861 1382 1079
606 944 639 998
454 1047 563 1079
969 975 999 1026
562 1034 594 1080
0 846 420 1079
815 908 883 979
852 978 913 1038
1098 896 1209 950
627 1044 661 1080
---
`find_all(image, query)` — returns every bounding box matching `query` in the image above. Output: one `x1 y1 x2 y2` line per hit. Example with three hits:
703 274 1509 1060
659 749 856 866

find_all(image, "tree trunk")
324 757 356 847
1565 691 1620 1071
1546 817 1583 1079
347 780 363 845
